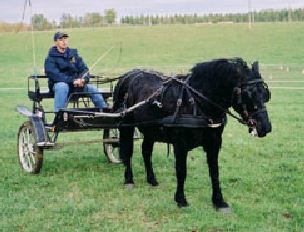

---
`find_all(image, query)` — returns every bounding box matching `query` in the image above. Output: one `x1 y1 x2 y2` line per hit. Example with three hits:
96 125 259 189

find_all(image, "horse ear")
252 61 259 73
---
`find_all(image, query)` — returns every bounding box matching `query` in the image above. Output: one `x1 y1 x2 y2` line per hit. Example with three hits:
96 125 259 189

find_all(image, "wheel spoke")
22 130 28 147
26 128 30 144
26 148 33 168
28 146 36 166
24 149 32 170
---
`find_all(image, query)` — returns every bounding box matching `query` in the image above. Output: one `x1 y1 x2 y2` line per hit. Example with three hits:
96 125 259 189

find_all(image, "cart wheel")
133 128 142 140
17 121 43 173
103 129 121 164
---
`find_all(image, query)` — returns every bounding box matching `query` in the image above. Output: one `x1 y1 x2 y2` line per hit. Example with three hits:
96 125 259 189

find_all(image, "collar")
49 46 71 58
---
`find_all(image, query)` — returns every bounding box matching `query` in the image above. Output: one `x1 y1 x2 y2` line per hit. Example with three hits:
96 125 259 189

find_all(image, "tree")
60 13 80 28
31 14 51 30
104 9 117 24
83 12 103 27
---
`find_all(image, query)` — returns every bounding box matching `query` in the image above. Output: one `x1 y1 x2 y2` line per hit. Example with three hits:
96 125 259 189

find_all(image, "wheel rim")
104 142 121 163
18 126 37 172
103 129 121 164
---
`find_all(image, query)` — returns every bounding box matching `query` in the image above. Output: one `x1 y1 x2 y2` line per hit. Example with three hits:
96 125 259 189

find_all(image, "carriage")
17 59 272 210
16 74 132 174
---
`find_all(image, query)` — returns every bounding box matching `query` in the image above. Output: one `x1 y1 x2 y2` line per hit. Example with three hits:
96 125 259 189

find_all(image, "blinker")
263 86 271 103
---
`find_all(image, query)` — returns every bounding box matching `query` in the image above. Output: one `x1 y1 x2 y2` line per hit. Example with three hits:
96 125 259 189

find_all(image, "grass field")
0 23 303 231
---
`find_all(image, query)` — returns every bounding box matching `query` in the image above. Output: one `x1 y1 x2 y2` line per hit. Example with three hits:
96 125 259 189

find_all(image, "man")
44 32 107 112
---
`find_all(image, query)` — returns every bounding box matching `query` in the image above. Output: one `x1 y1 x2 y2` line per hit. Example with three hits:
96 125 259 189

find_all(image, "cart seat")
28 75 113 102
28 90 112 101
28 90 54 101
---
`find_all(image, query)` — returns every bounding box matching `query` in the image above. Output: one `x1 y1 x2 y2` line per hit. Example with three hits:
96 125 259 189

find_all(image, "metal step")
36 142 55 148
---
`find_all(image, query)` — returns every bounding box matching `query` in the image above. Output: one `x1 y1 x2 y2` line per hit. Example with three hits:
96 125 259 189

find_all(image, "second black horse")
113 58 272 210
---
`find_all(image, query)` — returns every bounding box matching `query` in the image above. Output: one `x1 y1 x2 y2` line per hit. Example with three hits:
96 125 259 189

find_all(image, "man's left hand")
73 78 85 88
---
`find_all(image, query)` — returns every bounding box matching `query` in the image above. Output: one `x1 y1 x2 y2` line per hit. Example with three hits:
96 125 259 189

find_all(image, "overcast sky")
1 0 304 23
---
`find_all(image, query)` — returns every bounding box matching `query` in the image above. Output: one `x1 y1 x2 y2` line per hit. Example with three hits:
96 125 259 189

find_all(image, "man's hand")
73 78 85 88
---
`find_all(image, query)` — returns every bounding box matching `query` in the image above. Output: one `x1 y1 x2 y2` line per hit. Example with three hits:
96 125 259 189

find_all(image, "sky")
1 0 304 23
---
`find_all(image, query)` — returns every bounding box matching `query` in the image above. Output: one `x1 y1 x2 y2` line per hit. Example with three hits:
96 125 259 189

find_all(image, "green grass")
0 23 303 231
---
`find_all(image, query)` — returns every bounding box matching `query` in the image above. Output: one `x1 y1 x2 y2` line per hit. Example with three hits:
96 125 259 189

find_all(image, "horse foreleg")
173 143 188 207
206 143 230 211
119 127 135 186
142 136 158 186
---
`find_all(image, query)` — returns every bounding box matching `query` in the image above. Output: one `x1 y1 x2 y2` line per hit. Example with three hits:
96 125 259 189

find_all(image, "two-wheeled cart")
17 75 131 174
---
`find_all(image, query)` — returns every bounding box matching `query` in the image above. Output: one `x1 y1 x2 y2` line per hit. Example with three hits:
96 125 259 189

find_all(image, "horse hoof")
214 202 231 213
124 183 135 189
177 201 189 208
174 194 189 208
148 179 159 187
218 207 232 213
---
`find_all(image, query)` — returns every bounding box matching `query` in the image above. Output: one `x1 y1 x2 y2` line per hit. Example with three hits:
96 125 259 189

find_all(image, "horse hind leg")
142 137 158 186
119 127 135 187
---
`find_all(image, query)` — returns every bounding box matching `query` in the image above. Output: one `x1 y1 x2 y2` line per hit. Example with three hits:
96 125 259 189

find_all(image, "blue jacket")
44 46 88 90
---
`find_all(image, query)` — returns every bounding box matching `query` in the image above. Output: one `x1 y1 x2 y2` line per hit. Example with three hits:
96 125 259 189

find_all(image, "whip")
81 45 116 82
19 0 37 76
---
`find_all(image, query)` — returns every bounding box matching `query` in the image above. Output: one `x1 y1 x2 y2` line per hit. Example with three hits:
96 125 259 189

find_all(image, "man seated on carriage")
44 32 107 112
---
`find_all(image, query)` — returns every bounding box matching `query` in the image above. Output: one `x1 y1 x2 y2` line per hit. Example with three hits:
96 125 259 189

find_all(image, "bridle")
232 78 270 127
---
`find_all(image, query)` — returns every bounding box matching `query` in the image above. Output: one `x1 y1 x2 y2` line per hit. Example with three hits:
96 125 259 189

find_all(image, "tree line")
1 8 304 32
121 8 304 25
31 9 117 31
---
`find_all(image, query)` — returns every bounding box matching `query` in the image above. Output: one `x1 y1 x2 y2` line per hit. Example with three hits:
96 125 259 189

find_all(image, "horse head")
232 61 272 137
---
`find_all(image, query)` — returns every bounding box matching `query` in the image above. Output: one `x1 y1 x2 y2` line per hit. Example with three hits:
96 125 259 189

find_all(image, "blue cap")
53 32 68 41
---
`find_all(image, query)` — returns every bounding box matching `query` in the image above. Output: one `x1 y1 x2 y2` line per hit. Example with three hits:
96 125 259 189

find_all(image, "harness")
119 73 246 128
167 75 245 126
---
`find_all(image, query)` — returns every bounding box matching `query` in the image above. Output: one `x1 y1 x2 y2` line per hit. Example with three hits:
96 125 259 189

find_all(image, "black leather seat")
28 90 112 102
28 75 113 102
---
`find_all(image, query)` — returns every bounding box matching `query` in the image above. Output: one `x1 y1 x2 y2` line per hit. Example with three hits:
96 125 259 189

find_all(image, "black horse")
113 58 272 210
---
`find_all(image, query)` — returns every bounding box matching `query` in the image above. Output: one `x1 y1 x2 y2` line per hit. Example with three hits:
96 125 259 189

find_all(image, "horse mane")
190 57 249 84
189 58 249 104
